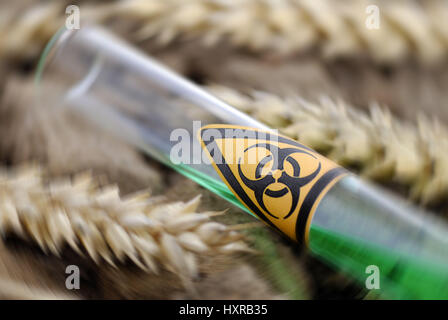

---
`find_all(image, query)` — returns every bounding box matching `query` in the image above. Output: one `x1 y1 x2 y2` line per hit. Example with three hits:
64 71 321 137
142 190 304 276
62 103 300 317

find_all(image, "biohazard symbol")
198 124 347 243
238 143 321 220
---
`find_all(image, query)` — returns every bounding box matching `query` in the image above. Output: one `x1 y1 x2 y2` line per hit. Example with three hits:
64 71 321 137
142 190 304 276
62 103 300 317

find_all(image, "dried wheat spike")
2 0 448 64
0 165 251 280
112 0 448 64
207 85 448 207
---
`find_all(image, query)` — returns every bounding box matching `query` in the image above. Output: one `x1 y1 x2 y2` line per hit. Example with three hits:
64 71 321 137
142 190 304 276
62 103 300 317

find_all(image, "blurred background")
0 0 447 299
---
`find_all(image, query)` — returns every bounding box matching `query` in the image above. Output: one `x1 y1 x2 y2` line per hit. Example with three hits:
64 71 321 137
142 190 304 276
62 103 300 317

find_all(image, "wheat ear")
207 85 448 208
0 165 251 281
2 0 448 64
110 0 448 64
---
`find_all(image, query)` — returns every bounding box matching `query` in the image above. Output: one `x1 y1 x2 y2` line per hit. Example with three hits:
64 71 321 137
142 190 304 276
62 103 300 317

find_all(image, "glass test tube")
37 26 448 299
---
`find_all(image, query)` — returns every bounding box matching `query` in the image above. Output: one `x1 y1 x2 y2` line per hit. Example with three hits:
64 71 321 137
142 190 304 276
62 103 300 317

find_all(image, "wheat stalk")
207 85 448 208
0 165 251 283
1 0 448 64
